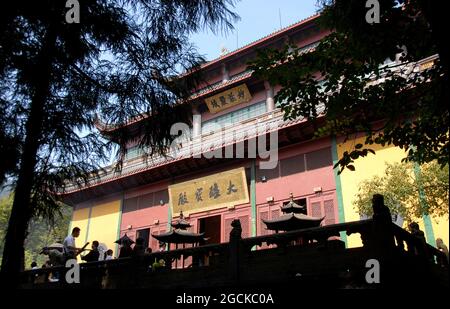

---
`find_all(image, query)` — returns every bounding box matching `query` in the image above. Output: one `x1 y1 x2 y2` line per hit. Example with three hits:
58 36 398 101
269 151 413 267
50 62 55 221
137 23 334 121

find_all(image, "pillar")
192 106 202 138
264 81 275 112
221 63 229 83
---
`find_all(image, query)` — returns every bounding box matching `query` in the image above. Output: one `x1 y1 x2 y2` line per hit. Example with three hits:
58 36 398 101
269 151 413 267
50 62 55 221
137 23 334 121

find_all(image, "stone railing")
20 206 448 289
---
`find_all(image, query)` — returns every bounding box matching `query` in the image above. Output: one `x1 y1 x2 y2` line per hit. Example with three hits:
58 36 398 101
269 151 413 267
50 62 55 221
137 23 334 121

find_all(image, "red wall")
255 137 335 205
116 136 337 249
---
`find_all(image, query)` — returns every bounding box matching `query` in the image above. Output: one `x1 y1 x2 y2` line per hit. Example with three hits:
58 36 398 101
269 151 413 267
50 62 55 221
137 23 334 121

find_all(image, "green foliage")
249 0 449 174
0 1 239 276
1 0 240 192
0 194 13 258
0 194 71 269
353 161 449 222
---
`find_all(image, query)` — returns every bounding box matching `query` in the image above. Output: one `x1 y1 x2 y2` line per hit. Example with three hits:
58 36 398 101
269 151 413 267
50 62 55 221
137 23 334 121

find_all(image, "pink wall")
119 179 171 251
120 205 169 231
117 136 336 245
255 137 335 205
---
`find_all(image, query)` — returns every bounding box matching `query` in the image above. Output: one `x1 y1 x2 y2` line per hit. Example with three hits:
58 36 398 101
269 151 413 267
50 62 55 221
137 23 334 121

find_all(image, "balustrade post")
229 219 243 284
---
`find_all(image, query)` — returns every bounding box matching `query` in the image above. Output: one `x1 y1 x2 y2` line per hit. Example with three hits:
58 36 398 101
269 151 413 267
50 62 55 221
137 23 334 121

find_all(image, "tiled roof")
196 14 320 71
97 14 321 134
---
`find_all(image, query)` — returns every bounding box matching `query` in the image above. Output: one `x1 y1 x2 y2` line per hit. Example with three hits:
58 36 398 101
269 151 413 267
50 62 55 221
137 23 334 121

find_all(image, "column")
264 81 275 112
192 106 202 138
250 160 257 249
221 63 229 83
331 135 348 248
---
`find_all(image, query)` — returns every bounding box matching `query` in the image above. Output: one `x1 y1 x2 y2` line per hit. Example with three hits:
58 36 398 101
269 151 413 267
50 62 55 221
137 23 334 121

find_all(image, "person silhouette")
436 238 449 263
408 222 426 243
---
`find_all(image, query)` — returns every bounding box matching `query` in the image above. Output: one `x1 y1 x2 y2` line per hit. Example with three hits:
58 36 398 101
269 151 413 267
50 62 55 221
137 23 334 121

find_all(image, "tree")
0 194 14 260
0 0 238 285
249 0 449 174
353 161 449 222
0 194 71 269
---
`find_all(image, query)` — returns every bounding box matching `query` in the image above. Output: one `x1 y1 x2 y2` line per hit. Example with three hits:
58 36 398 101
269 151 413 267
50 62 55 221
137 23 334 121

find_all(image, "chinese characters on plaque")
169 167 249 215
204 84 252 114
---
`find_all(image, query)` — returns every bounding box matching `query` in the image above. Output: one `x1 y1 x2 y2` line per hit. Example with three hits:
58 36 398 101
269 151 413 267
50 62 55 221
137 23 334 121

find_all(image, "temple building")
60 14 448 258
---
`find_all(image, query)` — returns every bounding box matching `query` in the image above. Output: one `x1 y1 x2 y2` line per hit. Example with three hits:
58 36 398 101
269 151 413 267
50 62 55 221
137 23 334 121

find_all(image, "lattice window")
269 209 281 235
138 193 154 209
271 209 280 220
150 228 166 252
124 145 150 161
324 199 335 226
259 211 269 236
202 101 267 134
153 190 169 206
311 202 322 217
150 229 159 252
257 164 280 182
280 154 305 176
224 218 234 242
305 147 332 171
123 197 138 213
239 215 249 239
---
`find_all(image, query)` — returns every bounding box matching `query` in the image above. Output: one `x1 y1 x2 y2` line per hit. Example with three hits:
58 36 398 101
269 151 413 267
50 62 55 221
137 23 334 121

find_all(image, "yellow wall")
85 200 121 258
69 207 90 261
337 136 449 248
69 199 121 260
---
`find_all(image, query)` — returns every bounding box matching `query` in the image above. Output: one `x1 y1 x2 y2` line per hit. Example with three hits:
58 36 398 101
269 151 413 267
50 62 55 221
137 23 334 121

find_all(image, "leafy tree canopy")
0 194 71 269
0 0 238 282
354 161 449 222
249 0 449 174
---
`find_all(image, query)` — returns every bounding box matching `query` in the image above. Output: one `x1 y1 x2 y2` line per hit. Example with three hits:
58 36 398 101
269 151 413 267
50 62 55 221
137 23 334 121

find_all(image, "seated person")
81 240 100 262
104 249 114 260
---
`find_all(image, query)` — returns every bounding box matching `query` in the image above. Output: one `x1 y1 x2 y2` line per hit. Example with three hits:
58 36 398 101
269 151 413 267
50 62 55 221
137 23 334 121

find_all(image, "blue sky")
190 0 320 61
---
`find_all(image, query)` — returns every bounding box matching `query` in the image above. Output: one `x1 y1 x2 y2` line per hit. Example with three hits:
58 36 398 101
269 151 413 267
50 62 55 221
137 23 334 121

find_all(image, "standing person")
40 247 64 281
30 262 38 270
408 222 426 243
132 238 146 257
40 247 64 267
408 222 429 257
118 241 133 258
436 238 449 263
81 241 100 262
63 227 81 261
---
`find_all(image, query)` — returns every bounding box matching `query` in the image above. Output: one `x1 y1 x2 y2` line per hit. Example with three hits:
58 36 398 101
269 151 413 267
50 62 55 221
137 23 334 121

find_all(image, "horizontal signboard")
169 167 249 216
204 84 252 114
